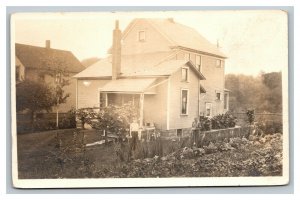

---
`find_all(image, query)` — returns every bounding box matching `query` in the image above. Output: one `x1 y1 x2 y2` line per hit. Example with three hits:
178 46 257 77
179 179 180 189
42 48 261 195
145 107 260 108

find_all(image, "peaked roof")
126 59 206 80
122 18 227 58
73 51 176 78
74 54 205 80
15 43 85 73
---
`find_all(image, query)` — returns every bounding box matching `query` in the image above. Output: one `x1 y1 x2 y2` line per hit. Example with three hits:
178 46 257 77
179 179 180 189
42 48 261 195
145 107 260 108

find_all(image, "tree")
16 80 56 128
85 103 138 145
225 72 282 113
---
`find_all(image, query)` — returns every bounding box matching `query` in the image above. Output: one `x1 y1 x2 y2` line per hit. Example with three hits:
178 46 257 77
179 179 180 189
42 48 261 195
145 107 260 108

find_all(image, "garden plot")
17 128 282 179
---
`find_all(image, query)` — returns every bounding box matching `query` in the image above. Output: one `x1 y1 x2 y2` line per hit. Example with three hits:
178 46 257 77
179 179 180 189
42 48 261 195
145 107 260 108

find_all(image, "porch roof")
100 78 156 93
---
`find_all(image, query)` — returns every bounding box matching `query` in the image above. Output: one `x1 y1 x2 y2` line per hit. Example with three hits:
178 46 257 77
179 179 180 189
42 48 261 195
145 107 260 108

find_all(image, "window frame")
216 91 221 101
138 30 146 42
205 102 213 117
181 67 189 82
216 59 222 68
176 129 183 137
195 55 202 72
180 88 189 115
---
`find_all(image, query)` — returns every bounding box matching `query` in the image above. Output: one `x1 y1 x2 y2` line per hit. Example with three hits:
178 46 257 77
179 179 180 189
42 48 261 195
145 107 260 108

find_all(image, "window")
216 92 221 101
138 31 146 42
177 129 183 137
181 67 189 82
196 55 201 71
216 59 222 67
224 93 229 110
181 89 188 115
205 102 212 117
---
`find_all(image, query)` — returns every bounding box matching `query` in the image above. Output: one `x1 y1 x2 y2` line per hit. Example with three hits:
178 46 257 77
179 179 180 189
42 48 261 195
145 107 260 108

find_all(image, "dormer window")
138 31 146 42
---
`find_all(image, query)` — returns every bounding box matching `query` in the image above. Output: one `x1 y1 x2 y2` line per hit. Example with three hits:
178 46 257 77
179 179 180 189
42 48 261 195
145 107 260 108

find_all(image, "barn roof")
15 43 85 73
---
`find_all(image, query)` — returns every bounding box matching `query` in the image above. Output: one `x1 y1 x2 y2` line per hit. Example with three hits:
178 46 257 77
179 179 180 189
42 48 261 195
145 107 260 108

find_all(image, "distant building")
74 19 229 134
15 41 85 112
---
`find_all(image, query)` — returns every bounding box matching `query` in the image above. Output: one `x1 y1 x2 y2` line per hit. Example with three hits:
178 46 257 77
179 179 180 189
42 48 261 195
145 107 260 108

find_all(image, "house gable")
168 62 202 129
121 19 173 55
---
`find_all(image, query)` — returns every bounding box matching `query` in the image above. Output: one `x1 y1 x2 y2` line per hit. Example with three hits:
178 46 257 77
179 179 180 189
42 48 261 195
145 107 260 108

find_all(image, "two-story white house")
74 18 229 135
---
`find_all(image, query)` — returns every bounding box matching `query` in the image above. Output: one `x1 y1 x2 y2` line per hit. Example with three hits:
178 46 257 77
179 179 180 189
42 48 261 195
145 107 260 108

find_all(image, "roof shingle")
15 43 85 73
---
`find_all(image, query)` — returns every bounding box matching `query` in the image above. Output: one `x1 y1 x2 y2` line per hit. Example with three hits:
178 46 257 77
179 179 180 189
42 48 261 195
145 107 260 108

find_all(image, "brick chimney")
45 40 51 49
112 20 122 80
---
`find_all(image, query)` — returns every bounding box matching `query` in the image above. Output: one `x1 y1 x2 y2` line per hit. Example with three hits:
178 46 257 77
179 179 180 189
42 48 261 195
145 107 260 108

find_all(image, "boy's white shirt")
129 122 139 136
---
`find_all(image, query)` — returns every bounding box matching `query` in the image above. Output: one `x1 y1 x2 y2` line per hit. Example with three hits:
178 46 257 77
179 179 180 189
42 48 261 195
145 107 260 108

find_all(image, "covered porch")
99 78 158 128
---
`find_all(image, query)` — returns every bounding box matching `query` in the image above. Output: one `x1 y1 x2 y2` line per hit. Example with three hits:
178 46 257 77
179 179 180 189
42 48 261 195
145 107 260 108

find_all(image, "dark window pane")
181 90 188 114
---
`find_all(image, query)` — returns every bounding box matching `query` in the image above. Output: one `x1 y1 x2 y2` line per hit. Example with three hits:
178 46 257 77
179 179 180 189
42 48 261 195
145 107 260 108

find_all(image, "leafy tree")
16 80 56 128
225 72 282 113
84 103 138 145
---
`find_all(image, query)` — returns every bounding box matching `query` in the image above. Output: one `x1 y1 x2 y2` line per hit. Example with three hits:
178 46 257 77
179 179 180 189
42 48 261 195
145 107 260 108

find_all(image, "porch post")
105 93 108 107
139 93 144 127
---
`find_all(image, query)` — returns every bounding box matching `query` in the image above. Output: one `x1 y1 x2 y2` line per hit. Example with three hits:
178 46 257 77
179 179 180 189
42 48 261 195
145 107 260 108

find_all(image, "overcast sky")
13 10 287 75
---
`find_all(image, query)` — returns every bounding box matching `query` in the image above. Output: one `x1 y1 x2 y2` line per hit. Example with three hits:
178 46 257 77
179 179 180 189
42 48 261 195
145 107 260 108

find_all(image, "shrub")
199 116 212 131
192 112 236 132
75 108 95 129
246 109 255 125
59 108 76 129
84 103 139 143
211 112 236 129
256 120 283 134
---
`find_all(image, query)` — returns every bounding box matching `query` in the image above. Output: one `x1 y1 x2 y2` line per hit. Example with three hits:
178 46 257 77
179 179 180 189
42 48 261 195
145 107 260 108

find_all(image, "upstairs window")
138 31 146 42
216 59 222 68
196 55 201 71
181 67 189 82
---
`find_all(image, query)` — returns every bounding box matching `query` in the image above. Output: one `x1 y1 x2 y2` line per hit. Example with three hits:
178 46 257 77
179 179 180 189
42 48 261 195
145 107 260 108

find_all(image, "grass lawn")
17 128 283 179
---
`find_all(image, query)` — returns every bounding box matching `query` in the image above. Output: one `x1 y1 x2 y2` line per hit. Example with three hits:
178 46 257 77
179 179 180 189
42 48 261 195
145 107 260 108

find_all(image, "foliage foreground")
17 129 282 179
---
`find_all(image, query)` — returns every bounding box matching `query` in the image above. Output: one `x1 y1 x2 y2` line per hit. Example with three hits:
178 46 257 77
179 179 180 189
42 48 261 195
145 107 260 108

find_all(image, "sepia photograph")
11 10 289 188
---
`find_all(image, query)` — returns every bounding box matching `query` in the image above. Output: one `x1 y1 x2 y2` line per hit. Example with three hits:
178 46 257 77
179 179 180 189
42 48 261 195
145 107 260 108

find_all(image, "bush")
192 112 236 132
256 120 283 134
246 109 255 125
59 108 76 129
211 112 236 129
33 120 56 132
199 116 212 131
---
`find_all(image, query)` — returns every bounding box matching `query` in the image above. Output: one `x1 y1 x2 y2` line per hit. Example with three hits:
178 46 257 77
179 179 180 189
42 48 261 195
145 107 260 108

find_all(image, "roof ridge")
15 43 72 53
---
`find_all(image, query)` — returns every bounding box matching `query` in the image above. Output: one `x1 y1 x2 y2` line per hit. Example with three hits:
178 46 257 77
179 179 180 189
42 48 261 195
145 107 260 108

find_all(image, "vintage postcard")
11 10 289 188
